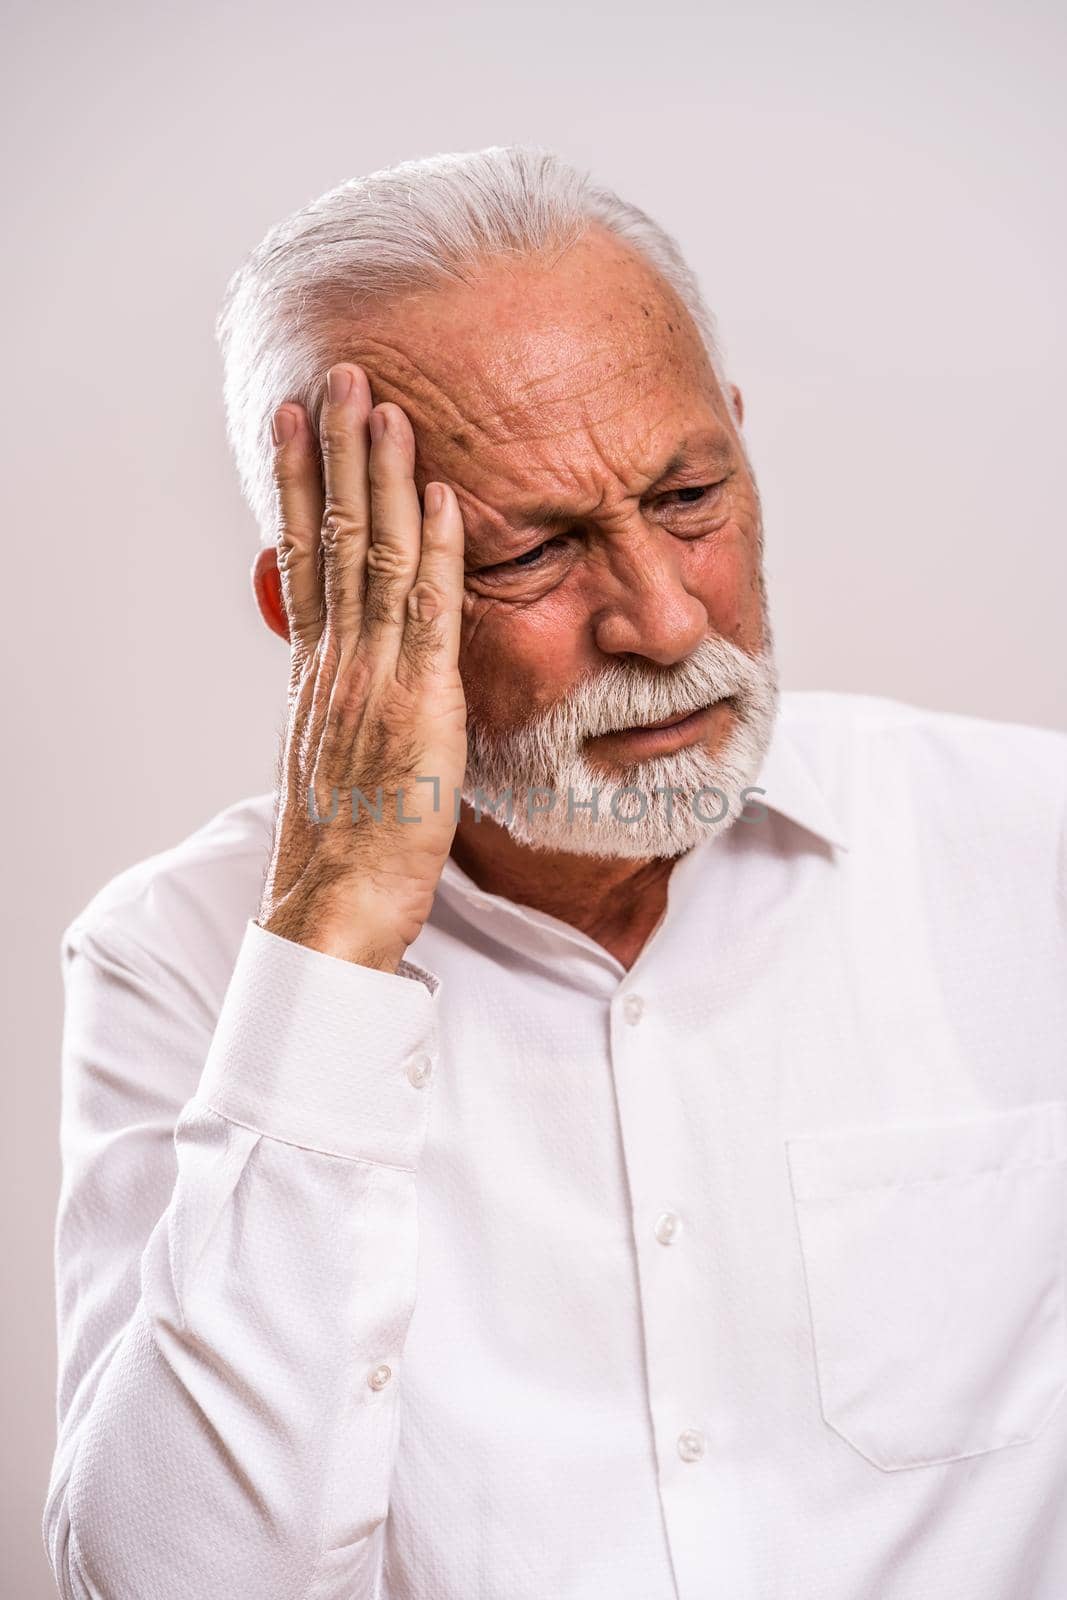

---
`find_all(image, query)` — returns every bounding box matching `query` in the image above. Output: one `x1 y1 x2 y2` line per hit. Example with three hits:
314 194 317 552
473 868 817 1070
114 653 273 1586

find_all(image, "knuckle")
276 526 314 567
321 507 368 550
406 581 449 622
365 541 409 583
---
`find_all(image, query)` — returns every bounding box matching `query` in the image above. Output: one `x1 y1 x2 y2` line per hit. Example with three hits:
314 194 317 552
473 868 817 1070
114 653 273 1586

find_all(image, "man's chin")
464 766 753 863
493 802 742 862
461 683 777 861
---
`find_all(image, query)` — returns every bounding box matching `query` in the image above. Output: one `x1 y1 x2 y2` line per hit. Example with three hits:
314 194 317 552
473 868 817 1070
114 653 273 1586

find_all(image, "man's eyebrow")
654 435 735 483
497 434 736 536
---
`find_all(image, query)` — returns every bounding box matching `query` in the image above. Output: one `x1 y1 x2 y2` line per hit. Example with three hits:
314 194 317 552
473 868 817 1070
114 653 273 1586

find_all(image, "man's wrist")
259 896 414 974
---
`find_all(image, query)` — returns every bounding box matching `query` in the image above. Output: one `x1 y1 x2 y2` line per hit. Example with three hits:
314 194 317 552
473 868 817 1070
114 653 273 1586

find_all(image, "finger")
361 402 424 662
399 482 465 678
319 362 374 638
271 402 325 660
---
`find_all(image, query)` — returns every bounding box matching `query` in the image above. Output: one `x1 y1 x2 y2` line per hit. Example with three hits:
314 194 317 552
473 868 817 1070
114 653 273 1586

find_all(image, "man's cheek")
684 535 751 626
459 599 526 725
465 608 577 731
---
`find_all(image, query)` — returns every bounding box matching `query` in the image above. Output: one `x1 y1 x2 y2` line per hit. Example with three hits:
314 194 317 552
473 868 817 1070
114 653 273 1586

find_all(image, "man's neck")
448 807 681 972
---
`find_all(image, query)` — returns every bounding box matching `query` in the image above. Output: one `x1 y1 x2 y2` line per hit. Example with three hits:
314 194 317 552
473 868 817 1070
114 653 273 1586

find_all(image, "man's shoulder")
778 689 1067 863
64 793 276 996
779 689 1067 784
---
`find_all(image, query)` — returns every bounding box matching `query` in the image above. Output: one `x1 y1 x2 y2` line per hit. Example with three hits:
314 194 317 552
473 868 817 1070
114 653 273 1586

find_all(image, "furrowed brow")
653 436 735 484
501 435 737 537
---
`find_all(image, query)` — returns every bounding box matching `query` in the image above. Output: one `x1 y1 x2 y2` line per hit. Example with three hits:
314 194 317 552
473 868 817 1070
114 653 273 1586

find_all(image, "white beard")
461 631 780 860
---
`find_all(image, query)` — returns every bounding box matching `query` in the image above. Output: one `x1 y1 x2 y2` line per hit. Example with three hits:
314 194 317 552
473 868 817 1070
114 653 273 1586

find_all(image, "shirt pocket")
785 1100 1067 1471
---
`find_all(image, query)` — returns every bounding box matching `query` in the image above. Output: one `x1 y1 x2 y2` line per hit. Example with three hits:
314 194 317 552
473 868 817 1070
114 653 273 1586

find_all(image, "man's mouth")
587 695 735 746
638 705 707 731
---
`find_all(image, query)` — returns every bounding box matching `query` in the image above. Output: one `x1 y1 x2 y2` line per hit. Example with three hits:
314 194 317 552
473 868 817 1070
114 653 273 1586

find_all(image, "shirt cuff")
195 918 442 1167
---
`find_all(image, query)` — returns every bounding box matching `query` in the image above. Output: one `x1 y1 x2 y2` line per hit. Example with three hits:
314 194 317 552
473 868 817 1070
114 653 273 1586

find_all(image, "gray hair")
214 144 730 546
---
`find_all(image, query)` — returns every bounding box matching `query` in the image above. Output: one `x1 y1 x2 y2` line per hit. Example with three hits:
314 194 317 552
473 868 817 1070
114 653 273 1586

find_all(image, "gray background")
3 0 1064 1592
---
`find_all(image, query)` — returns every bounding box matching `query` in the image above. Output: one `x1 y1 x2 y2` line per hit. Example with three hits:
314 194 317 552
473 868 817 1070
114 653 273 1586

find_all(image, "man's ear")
251 546 290 643
729 383 745 429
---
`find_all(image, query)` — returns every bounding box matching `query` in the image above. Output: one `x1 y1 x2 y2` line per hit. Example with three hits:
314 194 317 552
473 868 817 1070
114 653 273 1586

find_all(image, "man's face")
343 225 776 855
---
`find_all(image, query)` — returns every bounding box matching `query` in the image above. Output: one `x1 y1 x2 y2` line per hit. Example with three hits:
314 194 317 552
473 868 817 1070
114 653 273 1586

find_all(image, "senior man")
45 147 1067 1600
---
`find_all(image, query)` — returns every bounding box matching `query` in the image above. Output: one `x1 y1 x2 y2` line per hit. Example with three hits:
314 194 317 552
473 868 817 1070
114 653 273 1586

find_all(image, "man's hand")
258 362 468 972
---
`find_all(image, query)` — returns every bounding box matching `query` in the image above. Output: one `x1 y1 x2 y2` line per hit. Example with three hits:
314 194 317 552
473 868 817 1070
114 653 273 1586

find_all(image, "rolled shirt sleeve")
44 915 442 1600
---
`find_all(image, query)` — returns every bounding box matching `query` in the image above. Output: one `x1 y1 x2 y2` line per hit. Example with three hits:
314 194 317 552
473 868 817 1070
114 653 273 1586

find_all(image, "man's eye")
512 540 550 567
666 481 723 507
476 538 559 577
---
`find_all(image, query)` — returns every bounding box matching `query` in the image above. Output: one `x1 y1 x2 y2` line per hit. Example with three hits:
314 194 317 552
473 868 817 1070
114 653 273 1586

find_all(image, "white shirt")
43 690 1067 1600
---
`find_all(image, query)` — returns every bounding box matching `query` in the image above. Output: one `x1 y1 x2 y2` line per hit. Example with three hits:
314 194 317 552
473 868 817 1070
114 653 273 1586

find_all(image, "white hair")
214 144 731 546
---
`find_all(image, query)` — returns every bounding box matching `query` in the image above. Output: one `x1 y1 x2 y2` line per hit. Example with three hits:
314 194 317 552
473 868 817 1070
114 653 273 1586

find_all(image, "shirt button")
622 993 645 1025
654 1210 681 1245
677 1428 705 1463
405 1052 433 1089
368 1363 393 1391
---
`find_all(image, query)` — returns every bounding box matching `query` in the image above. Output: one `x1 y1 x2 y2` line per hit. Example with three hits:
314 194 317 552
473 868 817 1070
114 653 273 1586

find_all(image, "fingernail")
271 406 296 446
369 407 387 443
425 483 444 515
326 366 353 404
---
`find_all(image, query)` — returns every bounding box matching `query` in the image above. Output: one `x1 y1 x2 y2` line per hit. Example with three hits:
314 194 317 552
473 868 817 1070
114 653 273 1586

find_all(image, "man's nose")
589 524 709 665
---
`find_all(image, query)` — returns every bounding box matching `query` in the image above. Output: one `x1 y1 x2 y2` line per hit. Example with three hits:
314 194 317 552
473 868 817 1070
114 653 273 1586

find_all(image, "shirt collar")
752 708 850 852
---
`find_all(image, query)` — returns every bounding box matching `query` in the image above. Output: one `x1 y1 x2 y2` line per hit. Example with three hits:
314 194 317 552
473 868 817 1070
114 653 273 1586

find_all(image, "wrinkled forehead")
342 231 723 483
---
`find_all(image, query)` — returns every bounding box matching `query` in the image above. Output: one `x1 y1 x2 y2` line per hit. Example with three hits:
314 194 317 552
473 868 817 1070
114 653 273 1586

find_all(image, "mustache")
526 636 765 744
